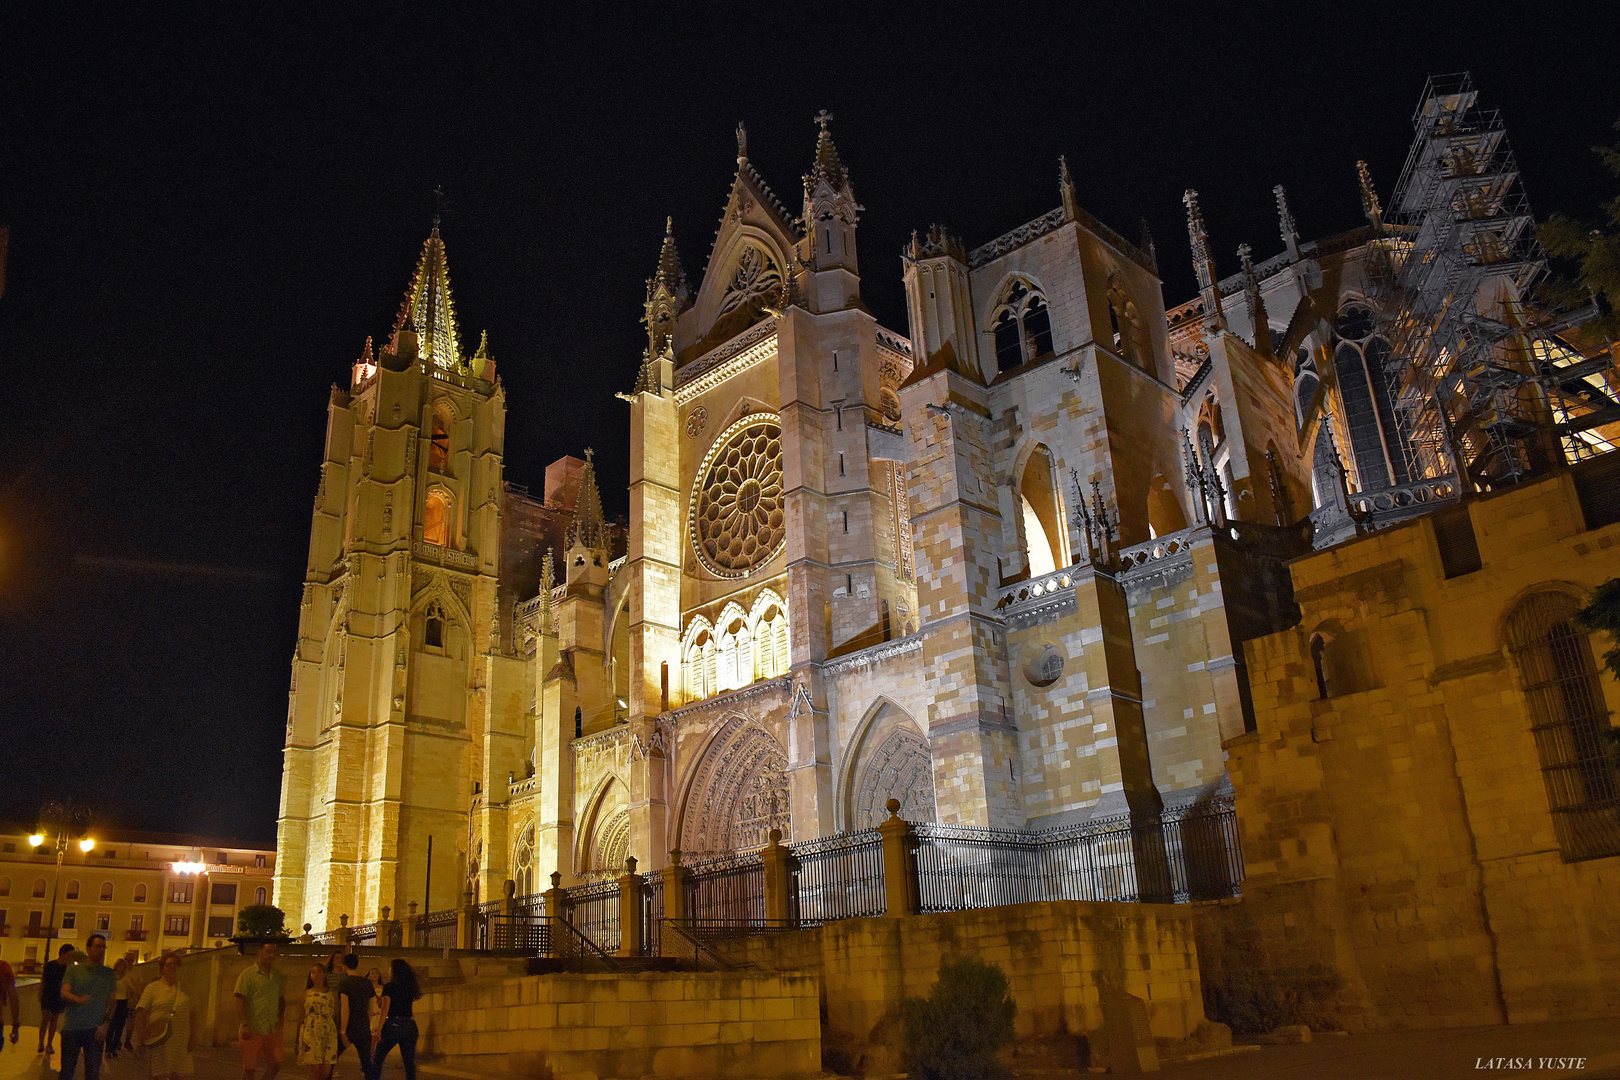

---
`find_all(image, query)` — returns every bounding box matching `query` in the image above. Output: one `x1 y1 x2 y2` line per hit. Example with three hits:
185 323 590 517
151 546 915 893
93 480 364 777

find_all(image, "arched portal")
842 700 937 830
678 719 792 857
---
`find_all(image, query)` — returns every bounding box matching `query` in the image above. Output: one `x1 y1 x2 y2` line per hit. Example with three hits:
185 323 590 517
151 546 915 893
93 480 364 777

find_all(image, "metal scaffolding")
1367 73 1599 487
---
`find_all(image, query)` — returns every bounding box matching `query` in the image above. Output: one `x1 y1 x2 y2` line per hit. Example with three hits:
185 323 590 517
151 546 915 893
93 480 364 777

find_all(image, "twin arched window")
991 281 1055 373
254 887 267 906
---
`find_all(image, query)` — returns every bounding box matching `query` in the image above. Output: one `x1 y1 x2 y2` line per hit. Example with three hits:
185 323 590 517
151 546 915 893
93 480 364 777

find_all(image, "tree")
235 904 288 940
1575 578 1620 752
1538 119 1620 341
902 957 1018 1080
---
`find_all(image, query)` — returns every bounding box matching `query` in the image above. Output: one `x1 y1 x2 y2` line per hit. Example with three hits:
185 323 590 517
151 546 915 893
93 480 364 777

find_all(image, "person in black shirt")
334 954 374 1080
367 959 420 1080
38 944 73 1055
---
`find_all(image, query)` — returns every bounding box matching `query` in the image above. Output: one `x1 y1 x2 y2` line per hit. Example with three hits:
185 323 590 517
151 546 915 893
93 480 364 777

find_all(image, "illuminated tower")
274 228 508 930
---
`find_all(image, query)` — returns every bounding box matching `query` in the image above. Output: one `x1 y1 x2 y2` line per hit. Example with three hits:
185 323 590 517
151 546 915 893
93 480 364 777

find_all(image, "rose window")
691 417 786 578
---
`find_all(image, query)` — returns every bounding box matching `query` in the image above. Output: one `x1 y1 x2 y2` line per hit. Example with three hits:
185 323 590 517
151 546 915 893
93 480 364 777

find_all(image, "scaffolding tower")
1370 73 1588 487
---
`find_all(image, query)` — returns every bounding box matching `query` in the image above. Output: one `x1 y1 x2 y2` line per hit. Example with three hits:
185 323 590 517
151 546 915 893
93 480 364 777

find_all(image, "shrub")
901 956 1018 1080
235 904 288 939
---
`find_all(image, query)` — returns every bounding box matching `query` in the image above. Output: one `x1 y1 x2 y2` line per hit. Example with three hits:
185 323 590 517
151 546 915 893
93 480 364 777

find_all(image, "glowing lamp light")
172 861 207 875
79 838 95 853
28 833 45 848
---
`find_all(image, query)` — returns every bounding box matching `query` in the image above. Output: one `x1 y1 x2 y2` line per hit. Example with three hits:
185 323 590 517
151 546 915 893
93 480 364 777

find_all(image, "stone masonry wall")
731 901 1204 1073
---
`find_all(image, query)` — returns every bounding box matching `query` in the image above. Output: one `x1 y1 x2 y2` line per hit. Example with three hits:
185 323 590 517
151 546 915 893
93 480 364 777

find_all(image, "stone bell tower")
274 226 507 931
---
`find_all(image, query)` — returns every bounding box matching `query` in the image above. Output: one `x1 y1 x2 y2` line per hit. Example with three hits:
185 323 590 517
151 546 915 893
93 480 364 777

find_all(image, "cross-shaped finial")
813 109 833 130
584 447 594 464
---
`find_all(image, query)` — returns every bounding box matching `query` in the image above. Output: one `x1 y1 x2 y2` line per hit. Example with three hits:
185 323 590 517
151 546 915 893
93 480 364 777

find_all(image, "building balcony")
23 926 55 939
125 929 148 941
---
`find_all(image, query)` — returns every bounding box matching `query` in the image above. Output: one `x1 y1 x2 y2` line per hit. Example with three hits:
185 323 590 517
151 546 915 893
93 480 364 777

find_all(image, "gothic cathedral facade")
276 116 1407 928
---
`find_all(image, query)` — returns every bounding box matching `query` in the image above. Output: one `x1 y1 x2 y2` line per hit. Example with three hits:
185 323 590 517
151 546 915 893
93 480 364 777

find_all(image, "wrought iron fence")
792 828 885 924
914 796 1242 912
418 908 458 949
682 850 766 925
564 879 620 953
642 874 664 956
347 921 379 945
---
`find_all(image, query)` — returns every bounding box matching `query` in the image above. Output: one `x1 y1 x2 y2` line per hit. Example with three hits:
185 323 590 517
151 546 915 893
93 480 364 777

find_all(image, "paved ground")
3 1019 1617 1080
0 1028 416 1080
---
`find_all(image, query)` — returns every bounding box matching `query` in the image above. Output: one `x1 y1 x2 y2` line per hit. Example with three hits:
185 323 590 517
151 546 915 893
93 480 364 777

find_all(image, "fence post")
378 905 400 948
762 829 796 927
407 902 419 947
660 851 689 925
456 888 476 951
616 857 644 957
878 799 919 917
542 872 567 958
337 913 352 948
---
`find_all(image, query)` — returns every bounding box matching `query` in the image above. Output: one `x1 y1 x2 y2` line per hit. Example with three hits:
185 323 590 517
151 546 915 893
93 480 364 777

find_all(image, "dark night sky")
1 5 1616 842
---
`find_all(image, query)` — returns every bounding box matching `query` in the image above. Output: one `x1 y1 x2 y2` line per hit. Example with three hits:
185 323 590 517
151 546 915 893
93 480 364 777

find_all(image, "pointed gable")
676 124 803 360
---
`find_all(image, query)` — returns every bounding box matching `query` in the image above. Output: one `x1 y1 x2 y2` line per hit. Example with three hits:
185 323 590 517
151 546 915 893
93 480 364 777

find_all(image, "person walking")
0 955 20 1048
38 942 73 1055
367 959 420 1080
58 932 117 1080
364 969 384 1044
105 959 130 1058
334 955 374 1080
296 965 339 1080
233 942 286 1080
119 959 146 1052
133 953 196 1080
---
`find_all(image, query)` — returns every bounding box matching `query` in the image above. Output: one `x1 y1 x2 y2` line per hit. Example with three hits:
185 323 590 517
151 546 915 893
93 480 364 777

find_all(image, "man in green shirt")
232 942 286 1080
59 933 116 1080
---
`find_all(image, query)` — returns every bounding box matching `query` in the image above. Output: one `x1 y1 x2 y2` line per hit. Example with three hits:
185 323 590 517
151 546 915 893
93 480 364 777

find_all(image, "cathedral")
273 84 1588 929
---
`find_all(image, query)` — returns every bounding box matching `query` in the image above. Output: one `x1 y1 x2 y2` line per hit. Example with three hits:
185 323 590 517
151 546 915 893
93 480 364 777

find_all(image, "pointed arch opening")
991 279 1055 373
423 490 451 547
677 719 792 857
841 699 936 831
1018 445 1067 574
429 405 452 471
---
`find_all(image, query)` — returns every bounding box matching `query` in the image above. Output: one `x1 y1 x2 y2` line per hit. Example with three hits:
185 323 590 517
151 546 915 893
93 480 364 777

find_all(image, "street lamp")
28 802 93 946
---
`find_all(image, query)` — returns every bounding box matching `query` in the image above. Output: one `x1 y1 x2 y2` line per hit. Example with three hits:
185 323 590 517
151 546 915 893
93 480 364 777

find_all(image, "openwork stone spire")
565 448 608 554
394 226 464 371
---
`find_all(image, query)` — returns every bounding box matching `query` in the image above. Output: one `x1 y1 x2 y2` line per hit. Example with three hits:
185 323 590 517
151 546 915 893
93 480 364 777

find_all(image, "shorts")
240 1030 285 1069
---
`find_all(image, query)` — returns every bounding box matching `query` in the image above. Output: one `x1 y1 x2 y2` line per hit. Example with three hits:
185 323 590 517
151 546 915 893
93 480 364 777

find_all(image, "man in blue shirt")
59 933 117 1080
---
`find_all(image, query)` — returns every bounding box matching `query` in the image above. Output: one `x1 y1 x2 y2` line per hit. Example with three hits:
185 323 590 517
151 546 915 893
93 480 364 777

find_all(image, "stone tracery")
718 245 784 316
852 723 936 830
691 416 786 578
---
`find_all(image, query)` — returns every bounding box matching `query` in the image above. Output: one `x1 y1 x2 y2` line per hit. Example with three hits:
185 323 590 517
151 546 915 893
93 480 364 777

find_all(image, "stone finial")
624 855 638 874
1357 160 1383 231
408 901 418 916
303 923 312 933
550 871 562 889
736 121 747 162
339 914 349 927
1059 155 1078 221
886 798 902 817
1184 188 1224 330
380 906 391 920
768 828 783 845
1274 184 1300 255
1239 243 1271 353
669 849 683 867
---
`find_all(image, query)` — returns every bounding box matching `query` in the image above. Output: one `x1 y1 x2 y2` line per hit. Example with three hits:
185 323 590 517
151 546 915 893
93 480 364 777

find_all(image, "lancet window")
991 280 1055 373
428 407 451 471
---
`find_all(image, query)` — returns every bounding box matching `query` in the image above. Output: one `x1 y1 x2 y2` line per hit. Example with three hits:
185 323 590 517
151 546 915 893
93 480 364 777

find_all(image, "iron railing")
563 879 620 954
642 875 664 956
914 796 1242 912
682 850 766 925
417 908 458 949
792 828 886 924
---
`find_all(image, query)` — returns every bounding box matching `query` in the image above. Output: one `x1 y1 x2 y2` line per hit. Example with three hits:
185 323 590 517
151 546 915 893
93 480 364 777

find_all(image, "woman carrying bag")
133 953 197 1080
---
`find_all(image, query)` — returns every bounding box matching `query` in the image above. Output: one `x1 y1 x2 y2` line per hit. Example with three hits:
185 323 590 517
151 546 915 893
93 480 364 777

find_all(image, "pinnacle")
808 109 849 191
651 217 687 298
566 448 608 553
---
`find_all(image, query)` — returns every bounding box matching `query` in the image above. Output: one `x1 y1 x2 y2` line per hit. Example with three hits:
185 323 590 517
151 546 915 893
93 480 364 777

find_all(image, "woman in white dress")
133 953 197 1079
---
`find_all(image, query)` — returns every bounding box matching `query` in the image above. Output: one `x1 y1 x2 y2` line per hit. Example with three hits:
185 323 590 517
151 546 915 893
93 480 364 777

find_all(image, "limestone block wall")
731 901 1204 1070
1218 469 1620 1031
417 970 821 1080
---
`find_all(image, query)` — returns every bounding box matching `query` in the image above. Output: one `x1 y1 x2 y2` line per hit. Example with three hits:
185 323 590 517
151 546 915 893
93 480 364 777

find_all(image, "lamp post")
28 802 94 945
